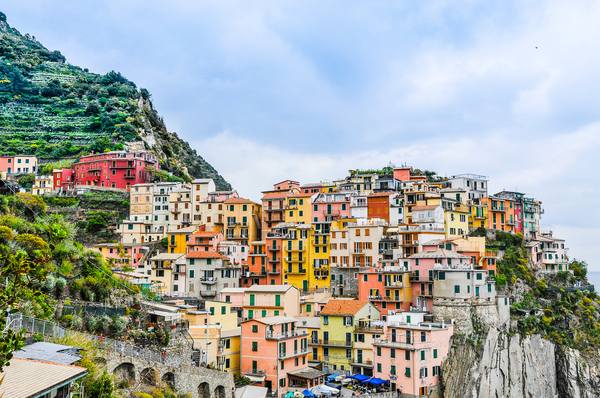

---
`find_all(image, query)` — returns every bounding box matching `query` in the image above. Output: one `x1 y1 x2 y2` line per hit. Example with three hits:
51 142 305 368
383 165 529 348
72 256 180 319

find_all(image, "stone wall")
331 267 367 297
107 351 235 398
432 297 505 334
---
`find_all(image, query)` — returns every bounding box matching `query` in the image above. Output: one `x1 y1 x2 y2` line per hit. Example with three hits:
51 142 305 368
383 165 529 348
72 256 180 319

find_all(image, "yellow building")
183 300 238 329
32 175 53 195
469 203 488 230
148 253 186 296
219 328 241 375
167 225 200 254
130 183 154 222
285 193 313 225
296 316 323 369
224 197 262 246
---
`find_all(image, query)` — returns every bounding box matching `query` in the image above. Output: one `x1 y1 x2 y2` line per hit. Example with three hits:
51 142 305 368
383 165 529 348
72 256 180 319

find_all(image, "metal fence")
6 314 193 368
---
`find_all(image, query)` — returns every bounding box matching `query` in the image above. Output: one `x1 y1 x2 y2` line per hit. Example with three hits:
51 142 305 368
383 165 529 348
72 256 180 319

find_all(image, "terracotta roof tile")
412 205 440 211
368 191 395 197
262 192 289 200
191 230 220 237
320 300 369 316
186 250 229 260
225 197 257 204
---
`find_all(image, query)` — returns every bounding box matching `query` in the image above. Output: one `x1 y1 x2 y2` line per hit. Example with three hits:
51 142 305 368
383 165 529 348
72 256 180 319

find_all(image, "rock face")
440 329 600 398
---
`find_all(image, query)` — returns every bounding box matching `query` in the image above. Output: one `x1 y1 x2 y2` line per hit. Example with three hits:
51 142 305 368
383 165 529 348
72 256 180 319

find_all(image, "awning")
246 375 266 383
367 378 389 385
325 374 338 382
351 374 371 382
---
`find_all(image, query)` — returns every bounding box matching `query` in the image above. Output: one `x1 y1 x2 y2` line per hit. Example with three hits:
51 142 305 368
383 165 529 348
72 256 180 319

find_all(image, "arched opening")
114 363 135 383
198 382 211 398
215 385 226 398
161 372 175 390
140 368 159 386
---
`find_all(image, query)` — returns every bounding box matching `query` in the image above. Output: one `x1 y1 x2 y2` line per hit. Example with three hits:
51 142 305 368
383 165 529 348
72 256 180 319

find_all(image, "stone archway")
161 372 175 390
214 385 226 398
199 382 211 398
140 368 159 386
114 362 135 382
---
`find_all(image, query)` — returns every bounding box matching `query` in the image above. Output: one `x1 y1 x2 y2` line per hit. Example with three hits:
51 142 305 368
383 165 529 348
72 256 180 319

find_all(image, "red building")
53 169 74 190
71 151 159 190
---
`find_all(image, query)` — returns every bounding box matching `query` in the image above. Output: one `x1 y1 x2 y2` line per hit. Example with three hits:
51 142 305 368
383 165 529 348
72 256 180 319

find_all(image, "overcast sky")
3 1 599 269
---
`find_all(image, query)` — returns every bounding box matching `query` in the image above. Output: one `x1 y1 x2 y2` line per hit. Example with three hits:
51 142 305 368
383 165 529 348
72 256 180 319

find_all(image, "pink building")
311 192 353 226
219 287 247 307
93 243 147 269
373 317 454 396
409 240 472 312
187 228 224 253
241 316 322 396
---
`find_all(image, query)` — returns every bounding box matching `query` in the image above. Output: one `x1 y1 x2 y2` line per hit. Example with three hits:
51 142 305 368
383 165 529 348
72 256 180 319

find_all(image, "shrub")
59 314 73 327
0 225 14 241
72 314 83 330
55 277 67 293
15 233 49 256
87 316 98 332
97 315 111 333
69 279 83 293
43 275 56 291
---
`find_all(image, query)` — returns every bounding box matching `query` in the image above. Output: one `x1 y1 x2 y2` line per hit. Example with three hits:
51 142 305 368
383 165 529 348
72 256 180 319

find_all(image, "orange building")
481 196 516 233
261 180 300 239
358 265 413 318
392 167 412 182
367 192 394 222
242 241 282 286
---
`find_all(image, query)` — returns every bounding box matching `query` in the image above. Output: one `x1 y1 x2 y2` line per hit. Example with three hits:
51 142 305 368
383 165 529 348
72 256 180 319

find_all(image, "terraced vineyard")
0 13 231 190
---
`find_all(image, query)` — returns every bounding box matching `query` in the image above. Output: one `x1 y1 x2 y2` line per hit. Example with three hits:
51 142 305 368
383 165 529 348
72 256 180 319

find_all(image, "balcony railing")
279 348 310 360
368 295 404 302
321 339 353 347
351 248 365 255
200 277 218 284
286 268 307 274
200 291 216 296
245 368 266 376
268 246 281 251
354 326 384 333
266 330 308 340
351 357 373 366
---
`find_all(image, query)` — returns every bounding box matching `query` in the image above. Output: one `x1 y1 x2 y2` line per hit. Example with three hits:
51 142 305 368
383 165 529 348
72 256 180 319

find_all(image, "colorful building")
319 300 380 375
240 316 311 394
224 197 262 245
71 150 158 189
261 180 300 238
187 250 240 299
243 285 300 320
373 316 454 396
52 168 74 191
148 252 186 296
358 267 413 318
167 225 201 254
32 175 53 195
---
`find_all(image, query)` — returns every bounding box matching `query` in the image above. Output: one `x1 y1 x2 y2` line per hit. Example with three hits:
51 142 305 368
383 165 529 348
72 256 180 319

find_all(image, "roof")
412 205 441 211
409 250 470 259
225 197 257 204
246 285 297 293
221 327 242 338
369 191 395 197
246 316 298 325
191 230 220 237
187 250 229 260
220 287 247 294
320 300 369 316
261 192 288 200
0 358 88 398
192 178 214 183
288 192 313 197
294 317 321 329
236 386 269 398
13 342 82 365
287 367 327 379
150 253 186 261
168 226 199 235
423 239 454 246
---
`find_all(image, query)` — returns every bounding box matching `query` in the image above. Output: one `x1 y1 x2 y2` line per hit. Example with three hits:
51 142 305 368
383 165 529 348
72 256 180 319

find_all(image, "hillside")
0 12 231 190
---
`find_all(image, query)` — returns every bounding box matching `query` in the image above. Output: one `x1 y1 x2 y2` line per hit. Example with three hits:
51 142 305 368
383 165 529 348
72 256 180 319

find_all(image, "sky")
2 1 600 269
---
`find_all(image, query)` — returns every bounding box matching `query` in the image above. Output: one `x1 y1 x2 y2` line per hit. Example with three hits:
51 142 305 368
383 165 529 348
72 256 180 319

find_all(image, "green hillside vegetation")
0 12 231 190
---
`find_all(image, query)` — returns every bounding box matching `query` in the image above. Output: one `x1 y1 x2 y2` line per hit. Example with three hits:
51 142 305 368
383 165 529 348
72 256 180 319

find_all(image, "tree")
0 245 50 371
17 174 35 189
570 259 588 280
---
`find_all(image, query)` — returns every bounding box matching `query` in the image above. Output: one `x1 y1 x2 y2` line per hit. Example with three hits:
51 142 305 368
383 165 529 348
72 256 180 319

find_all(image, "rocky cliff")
439 328 600 398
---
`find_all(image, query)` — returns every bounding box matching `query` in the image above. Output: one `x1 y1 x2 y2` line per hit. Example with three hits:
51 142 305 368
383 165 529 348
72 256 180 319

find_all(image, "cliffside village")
0 151 571 398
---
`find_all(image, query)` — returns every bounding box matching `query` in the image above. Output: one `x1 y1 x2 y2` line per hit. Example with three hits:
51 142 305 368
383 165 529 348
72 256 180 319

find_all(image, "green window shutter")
262 310 267 317
250 294 255 306
275 295 281 306
391 365 396 375
434 349 438 359
405 367 411 377
189 270 195 278
210 307 214 315
252 342 258 351
421 351 425 361
274 310 280 316
248 310 253 318
207 259 212 265
454 285 460 293
307 304 312 312
252 325 258 333
377 363 382 372
221 306 226 315
363 274 367 282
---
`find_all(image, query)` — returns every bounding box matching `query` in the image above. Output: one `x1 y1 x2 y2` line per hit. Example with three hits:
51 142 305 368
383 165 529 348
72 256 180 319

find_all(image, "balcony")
385 281 404 288
268 269 281 275
491 206 507 212
200 291 216 297
171 208 182 214
265 218 284 223
351 358 373 367
278 348 310 360
487 276 496 283
124 175 136 179
409 273 420 282
227 221 238 227
286 268 307 274
354 326 384 333
284 256 305 263
287 247 306 252
373 338 417 350
266 330 308 340
321 339 353 347
268 258 280 263
245 368 266 376
215 217 224 224
322 210 341 217
351 248 365 255
308 339 320 346
265 207 284 212
368 295 404 302
200 277 218 284
267 246 281 251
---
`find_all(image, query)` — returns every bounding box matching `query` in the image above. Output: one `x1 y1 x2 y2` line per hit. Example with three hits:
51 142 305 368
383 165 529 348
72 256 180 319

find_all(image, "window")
405 350 410 360
488 283 492 292
391 365 396 375
391 348 396 358
421 332 426 342
210 307 215 315
454 285 460 294
405 367 411 378
421 350 425 361
323 316 329 325
476 273 483 280
364 274 368 282
189 270 195 278
250 294 255 306
344 317 353 326
433 349 438 359
377 347 381 356
433 366 440 377
226 358 230 368
377 363 382 372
